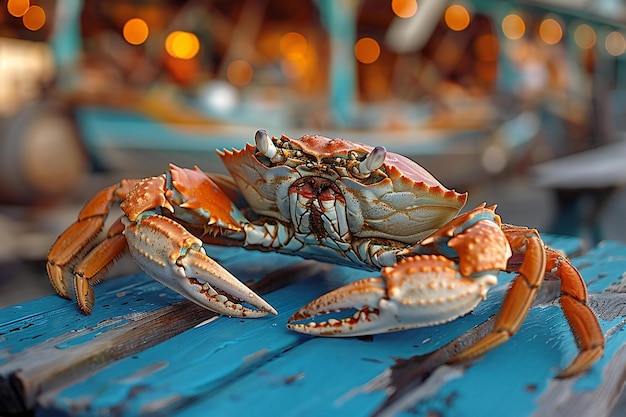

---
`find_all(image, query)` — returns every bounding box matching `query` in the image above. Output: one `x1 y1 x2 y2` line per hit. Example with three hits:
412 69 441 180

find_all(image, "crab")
46 130 604 377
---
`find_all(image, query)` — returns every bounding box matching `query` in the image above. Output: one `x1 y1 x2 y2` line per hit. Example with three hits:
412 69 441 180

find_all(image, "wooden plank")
3 236 625 417
0 247 317 414
174 241 625 417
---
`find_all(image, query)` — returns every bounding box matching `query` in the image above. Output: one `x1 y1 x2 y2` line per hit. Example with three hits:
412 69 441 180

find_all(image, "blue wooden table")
1 235 625 416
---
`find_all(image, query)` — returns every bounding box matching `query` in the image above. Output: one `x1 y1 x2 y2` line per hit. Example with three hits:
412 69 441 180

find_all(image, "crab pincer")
287 254 497 336
122 213 277 318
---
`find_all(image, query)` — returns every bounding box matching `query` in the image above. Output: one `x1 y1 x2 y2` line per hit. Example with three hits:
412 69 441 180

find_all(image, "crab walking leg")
46 180 141 299
449 227 546 364
123 214 277 318
73 217 128 313
544 246 604 378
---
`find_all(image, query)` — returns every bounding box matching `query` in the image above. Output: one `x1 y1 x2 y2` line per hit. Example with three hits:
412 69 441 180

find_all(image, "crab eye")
255 129 277 159
356 146 386 176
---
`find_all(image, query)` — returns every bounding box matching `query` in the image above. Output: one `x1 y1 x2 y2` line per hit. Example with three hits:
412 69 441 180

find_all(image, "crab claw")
287 255 497 336
123 214 276 318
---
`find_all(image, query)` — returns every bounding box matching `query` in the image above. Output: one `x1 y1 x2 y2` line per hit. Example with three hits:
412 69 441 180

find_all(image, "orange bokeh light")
123 18 149 45
22 5 45 31
165 31 200 60
354 37 380 64
605 31 626 56
574 23 596 49
7 0 29 17
279 32 308 58
539 18 563 45
502 14 525 40
391 0 418 19
444 5 470 32
227 60 253 86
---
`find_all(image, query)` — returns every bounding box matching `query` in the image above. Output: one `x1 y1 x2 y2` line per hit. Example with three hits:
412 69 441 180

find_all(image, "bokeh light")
279 32 309 79
22 4 45 31
574 23 596 49
444 5 470 32
165 31 200 60
199 81 238 114
123 18 149 45
226 60 253 86
7 0 29 17
354 37 380 64
605 31 626 56
391 0 418 19
279 32 308 58
502 14 525 40
539 18 563 45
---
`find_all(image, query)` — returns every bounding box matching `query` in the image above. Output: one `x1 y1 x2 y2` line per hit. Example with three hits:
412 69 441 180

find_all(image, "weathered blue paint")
0 246 251 360
2 236 625 417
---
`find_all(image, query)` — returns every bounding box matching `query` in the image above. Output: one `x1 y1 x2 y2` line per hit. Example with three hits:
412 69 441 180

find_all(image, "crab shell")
218 134 467 244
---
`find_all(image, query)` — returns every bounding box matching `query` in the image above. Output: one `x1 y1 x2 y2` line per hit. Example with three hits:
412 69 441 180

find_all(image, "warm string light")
7 0 29 17
123 18 149 45
444 4 470 32
391 0 418 19
502 14 526 40
499 11 623 56
165 31 200 60
7 0 46 31
280 31 309 78
539 17 563 45
605 31 626 56
574 23 596 49
354 37 380 64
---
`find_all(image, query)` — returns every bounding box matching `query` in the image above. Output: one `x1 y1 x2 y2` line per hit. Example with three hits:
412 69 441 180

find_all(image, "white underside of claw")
288 255 498 336
123 215 276 318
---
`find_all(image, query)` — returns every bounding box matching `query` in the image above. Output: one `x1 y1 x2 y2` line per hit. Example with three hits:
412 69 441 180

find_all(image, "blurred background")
1 0 626 307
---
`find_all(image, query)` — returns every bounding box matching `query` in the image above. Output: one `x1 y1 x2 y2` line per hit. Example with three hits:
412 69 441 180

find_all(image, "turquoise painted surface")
0 275 174 361
0 247 255 360
3 237 625 416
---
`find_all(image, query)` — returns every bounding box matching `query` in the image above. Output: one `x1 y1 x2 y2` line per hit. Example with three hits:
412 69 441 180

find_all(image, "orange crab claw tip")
46 261 72 300
555 346 604 378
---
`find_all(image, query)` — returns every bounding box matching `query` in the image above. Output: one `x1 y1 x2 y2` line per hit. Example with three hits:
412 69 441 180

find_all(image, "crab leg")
448 226 546 364
46 180 140 301
451 226 604 377
72 217 128 313
542 245 604 377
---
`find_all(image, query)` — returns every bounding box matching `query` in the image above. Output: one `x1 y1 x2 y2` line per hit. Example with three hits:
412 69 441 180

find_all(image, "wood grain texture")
1 237 625 417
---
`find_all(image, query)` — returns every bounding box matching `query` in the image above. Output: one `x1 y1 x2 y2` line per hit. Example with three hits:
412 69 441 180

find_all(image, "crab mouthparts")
289 177 350 242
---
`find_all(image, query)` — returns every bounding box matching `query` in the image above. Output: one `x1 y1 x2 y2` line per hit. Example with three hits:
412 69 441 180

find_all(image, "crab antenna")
358 146 386 175
255 129 277 159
